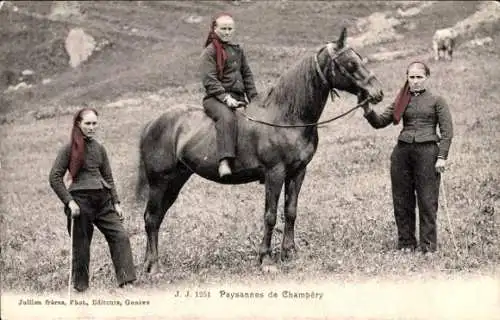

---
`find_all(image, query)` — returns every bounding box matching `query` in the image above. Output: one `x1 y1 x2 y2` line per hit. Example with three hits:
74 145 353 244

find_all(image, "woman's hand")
361 102 371 114
115 203 125 221
358 91 371 114
68 200 80 218
224 95 244 108
435 158 446 173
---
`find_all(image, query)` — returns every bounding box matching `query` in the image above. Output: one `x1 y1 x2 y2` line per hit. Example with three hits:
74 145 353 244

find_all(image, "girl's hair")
68 108 98 178
407 61 430 76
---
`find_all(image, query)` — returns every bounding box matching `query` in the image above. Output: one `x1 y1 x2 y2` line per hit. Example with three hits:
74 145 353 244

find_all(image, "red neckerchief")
204 13 233 80
69 108 98 178
393 80 410 125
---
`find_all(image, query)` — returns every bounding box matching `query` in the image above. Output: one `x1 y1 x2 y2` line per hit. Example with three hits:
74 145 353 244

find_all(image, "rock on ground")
64 28 96 68
349 12 403 47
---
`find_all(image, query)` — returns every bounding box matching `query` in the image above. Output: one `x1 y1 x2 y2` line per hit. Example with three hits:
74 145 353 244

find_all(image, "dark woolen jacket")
364 89 454 159
200 42 258 102
49 138 120 206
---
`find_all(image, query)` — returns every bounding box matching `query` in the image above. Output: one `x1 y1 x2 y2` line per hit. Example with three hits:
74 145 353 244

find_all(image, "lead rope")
234 97 369 128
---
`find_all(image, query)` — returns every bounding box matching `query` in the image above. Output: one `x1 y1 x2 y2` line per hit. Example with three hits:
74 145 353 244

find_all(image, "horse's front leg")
282 167 306 261
259 165 285 271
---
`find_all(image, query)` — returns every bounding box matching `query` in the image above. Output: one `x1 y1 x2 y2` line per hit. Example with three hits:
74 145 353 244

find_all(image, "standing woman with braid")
361 61 454 254
200 12 259 177
49 108 136 292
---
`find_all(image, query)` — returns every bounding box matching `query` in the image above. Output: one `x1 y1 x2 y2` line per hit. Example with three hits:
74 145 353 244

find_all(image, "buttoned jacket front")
200 42 258 102
49 138 120 206
364 90 454 159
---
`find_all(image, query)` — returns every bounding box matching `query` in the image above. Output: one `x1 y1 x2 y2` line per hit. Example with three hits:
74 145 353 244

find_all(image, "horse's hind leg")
259 165 285 272
281 168 306 261
143 167 192 274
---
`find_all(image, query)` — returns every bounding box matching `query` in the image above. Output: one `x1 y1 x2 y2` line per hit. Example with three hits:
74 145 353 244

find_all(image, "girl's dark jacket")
200 42 258 103
364 89 454 160
49 138 120 206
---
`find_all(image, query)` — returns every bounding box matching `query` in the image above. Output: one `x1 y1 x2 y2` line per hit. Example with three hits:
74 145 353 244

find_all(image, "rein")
235 97 369 128
233 45 370 128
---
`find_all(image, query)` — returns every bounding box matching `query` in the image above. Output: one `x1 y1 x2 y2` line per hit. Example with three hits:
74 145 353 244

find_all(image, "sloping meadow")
1 1 498 293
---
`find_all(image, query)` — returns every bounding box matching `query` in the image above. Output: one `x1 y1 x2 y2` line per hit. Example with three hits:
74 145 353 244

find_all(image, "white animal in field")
432 28 457 61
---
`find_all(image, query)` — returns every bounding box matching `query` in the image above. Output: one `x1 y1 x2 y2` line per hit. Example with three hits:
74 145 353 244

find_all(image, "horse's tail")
135 121 151 202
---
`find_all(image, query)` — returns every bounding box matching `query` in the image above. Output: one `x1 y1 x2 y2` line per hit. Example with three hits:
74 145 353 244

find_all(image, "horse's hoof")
260 256 280 274
143 260 160 274
261 264 280 274
281 248 298 262
143 261 151 273
150 263 161 274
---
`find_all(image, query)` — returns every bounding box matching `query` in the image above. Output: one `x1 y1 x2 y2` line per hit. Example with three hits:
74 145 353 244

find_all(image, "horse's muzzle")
369 90 384 104
365 77 384 104
359 88 384 105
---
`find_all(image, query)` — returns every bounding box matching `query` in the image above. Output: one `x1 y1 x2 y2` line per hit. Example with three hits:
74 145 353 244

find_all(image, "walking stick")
68 216 74 302
440 173 461 259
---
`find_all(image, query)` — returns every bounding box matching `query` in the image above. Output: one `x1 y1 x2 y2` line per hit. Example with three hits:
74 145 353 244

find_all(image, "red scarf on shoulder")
392 80 410 125
68 108 98 179
204 12 232 80
394 61 430 124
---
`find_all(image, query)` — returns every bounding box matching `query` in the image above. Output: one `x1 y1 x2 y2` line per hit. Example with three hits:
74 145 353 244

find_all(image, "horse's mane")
262 48 329 120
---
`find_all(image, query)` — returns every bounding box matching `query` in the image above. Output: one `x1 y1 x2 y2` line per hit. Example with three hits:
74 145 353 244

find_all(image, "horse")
135 27 384 274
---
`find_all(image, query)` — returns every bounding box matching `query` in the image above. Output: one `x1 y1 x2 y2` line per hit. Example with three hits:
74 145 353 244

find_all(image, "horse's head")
316 27 384 104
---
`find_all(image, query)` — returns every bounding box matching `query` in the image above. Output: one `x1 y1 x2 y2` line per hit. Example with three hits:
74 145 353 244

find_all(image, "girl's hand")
435 158 446 173
224 95 243 108
358 92 371 114
115 203 125 221
68 200 80 218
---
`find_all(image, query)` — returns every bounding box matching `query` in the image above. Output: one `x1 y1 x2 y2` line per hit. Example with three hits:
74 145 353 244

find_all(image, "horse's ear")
336 27 347 49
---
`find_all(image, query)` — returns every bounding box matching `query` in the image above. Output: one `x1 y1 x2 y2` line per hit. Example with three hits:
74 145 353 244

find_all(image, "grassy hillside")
1 0 498 301
0 1 485 117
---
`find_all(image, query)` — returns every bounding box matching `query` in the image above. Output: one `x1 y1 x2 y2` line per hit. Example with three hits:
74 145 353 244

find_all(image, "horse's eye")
347 61 358 72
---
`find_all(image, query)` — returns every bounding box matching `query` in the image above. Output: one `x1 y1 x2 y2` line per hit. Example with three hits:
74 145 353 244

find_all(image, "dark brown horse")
136 28 384 273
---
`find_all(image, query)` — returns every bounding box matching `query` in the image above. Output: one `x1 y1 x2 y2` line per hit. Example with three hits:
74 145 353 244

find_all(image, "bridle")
235 43 372 128
314 43 376 102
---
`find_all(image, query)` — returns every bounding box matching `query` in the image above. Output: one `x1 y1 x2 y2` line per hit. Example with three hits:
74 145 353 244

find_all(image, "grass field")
1 1 499 318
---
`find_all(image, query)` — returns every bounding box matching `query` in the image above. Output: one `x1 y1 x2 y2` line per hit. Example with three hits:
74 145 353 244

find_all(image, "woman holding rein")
361 61 454 254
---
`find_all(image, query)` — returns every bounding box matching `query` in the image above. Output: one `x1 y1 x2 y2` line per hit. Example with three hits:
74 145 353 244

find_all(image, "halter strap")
314 43 344 101
321 44 376 95
314 54 329 87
